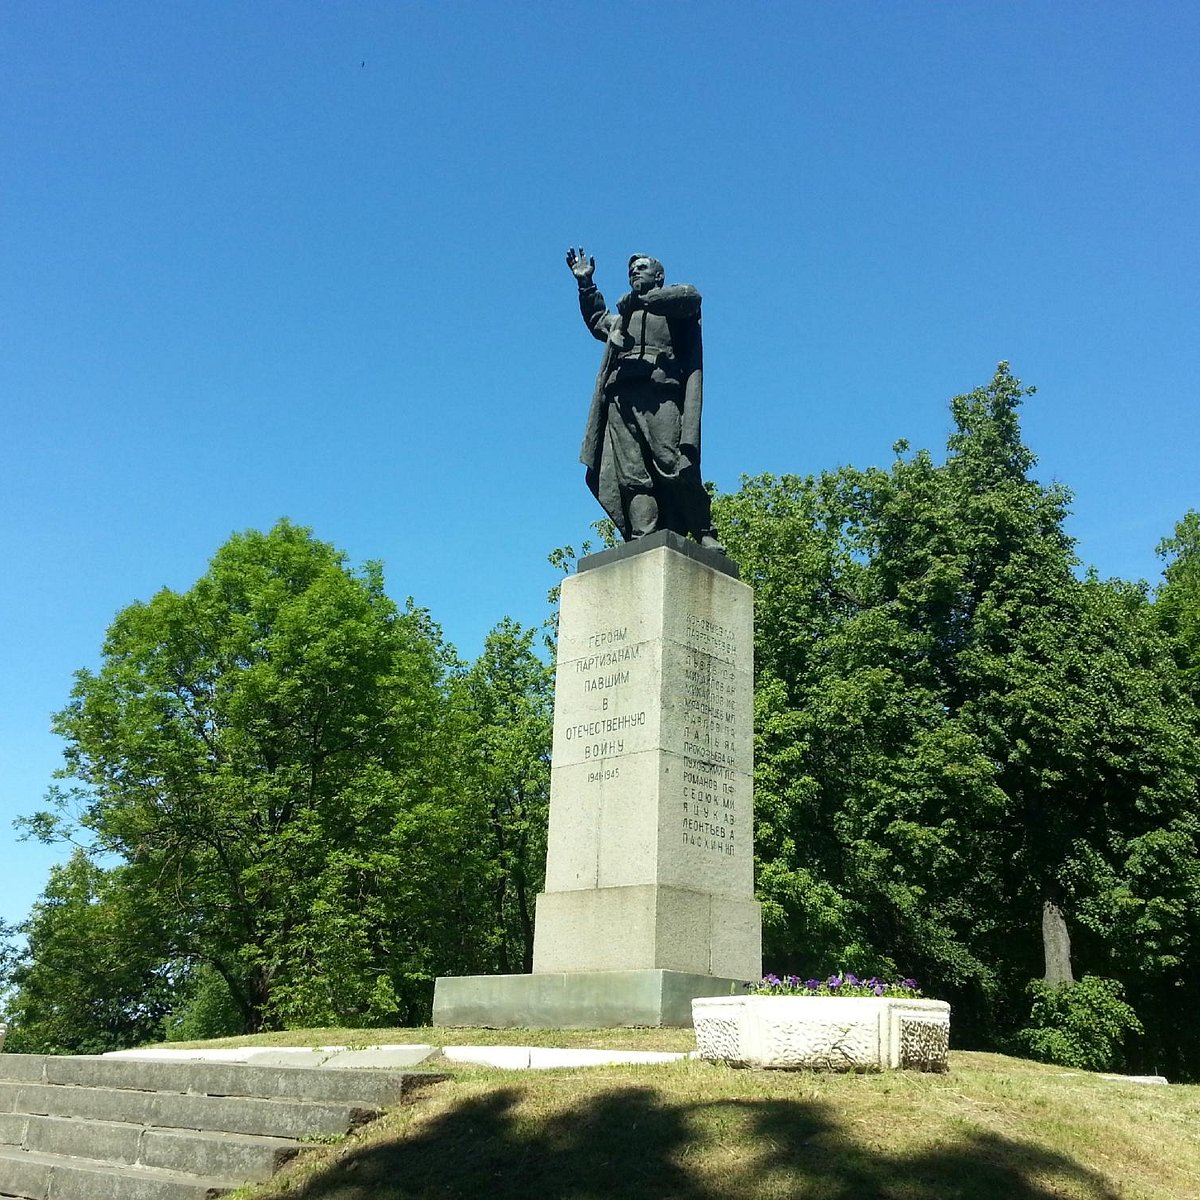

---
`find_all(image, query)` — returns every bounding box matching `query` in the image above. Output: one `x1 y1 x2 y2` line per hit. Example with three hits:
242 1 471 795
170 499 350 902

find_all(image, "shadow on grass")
284 1083 1121 1200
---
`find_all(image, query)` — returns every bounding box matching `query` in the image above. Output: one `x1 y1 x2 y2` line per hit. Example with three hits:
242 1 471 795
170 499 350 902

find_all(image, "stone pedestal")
434 531 761 1027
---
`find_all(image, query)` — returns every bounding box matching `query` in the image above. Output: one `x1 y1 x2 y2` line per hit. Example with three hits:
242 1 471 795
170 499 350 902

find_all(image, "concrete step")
0 1054 432 1107
0 1145 242 1199
0 1112 310 1181
0 1054 446 1199
0 1079 379 1139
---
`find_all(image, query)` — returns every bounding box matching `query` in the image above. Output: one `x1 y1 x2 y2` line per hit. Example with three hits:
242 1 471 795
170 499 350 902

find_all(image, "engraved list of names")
678 613 747 862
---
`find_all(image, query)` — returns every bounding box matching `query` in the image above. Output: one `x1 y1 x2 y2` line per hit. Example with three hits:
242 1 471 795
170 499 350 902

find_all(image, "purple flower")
846 973 860 987
804 978 821 991
827 975 842 990
901 978 918 990
872 983 885 996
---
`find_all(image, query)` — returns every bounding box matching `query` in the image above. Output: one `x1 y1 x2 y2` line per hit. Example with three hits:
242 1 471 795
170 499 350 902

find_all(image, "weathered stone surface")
0 1080 379 1139
0 1146 242 1200
532 885 761 979
578 529 738 579
0 1055 446 1200
28 1056 433 1106
0 1112 306 1183
692 996 952 1072
434 533 762 1026
106 1045 437 1070
534 536 760 977
433 969 749 1029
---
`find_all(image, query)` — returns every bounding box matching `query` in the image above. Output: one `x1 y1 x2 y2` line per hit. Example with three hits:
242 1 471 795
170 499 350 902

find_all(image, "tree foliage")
1156 510 1200 689
2 852 175 1054
715 365 1200 1075
7 520 551 1045
457 619 552 974
1017 976 1143 1071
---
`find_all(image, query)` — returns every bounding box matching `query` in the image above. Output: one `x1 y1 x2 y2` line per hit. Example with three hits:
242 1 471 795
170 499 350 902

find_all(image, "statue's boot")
628 493 659 539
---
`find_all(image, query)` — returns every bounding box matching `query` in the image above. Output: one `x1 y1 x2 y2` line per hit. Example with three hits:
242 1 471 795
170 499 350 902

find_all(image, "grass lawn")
201 1031 1200 1200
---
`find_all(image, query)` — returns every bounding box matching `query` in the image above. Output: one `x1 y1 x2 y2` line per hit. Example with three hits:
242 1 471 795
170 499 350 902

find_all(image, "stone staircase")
0 1053 445 1199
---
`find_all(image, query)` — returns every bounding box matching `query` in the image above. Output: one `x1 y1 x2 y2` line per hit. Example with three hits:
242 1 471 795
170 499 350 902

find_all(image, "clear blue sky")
2 1 1197 930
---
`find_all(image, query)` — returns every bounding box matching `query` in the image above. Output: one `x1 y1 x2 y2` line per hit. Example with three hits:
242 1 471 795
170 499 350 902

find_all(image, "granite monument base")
432 532 761 1030
532 884 761 980
432 969 748 1029
534 531 760 975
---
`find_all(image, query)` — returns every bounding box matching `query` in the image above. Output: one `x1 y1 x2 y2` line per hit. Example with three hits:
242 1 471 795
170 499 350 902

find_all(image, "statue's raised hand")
566 246 595 284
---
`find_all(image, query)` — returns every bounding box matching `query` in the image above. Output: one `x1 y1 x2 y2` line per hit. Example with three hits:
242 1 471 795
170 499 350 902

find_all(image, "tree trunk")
515 867 534 973
1042 899 1075 986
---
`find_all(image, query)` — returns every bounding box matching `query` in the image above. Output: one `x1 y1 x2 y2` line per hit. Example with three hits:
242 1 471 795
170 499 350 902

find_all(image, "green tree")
1017 975 1143 1071
161 963 244 1042
715 365 1200 1073
23 520 475 1033
458 618 553 973
2 852 175 1054
0 920 18 999
1156 510 1200 690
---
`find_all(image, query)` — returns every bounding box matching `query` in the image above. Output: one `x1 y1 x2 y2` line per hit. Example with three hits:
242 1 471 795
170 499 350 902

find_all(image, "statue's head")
628 254 665 294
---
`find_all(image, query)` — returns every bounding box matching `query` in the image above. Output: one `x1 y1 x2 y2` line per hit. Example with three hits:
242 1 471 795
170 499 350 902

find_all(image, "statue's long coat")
576 283 704 536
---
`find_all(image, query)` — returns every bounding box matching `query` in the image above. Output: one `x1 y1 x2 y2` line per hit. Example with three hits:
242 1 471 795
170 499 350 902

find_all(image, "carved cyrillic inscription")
560 627 652 773
558 618 748 854
684 614 737 658
679 617 744 856
562 712 648 740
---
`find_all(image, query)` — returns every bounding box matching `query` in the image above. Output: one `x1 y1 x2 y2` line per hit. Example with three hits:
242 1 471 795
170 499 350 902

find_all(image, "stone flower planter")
692 994 951 1071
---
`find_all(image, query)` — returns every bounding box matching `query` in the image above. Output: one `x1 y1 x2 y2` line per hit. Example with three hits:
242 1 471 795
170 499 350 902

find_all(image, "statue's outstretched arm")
565 246 595 285
567 246 615 342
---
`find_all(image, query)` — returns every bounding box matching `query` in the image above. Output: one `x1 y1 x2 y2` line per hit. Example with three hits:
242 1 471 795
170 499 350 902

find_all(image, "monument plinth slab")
433 969 749 1030
434 531 762 1027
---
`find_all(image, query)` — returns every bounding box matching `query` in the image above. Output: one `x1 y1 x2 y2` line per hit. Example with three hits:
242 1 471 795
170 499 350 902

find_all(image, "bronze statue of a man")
566 248 723 550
